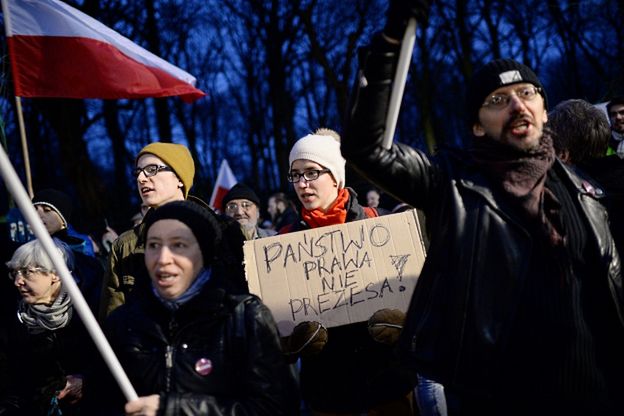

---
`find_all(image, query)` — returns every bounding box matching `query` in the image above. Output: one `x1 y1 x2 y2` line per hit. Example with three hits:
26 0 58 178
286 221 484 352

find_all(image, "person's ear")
559 149 571 164
472 122 485 137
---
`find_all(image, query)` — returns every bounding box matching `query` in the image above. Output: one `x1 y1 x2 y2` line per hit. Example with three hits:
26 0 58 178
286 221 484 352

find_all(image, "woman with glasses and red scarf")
280 128 414 416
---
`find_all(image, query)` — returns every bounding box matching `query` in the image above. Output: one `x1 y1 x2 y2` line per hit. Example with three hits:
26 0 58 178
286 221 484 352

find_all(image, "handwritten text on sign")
243 210 426 335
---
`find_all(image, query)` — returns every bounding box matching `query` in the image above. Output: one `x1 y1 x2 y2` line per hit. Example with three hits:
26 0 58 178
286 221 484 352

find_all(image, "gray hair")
6 238 74 273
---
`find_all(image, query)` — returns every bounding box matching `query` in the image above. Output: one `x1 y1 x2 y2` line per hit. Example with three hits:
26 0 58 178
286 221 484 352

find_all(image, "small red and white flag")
1 0 205 102
209 159 237 212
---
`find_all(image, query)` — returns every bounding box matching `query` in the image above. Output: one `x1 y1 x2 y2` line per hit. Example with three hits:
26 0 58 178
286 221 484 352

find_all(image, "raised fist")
384 0 433 41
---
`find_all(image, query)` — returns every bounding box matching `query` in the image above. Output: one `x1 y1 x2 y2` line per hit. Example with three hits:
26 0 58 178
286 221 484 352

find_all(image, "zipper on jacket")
165 345 174 391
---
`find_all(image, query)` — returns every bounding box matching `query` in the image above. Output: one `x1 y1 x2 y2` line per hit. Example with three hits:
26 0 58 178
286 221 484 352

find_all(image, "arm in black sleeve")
342 35 440 210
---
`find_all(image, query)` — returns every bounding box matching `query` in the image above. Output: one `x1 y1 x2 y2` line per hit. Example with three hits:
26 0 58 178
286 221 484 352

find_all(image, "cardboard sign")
243 210 427 335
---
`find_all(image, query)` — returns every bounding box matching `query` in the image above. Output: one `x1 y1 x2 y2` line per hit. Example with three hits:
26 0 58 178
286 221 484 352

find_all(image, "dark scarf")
469 133 566 247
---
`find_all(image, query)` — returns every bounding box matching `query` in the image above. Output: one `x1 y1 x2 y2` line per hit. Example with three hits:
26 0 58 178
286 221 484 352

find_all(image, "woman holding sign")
86 201 299 416
281 128 414 415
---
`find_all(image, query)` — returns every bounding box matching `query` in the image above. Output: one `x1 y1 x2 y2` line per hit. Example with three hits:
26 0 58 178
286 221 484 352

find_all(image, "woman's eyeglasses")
8 267 50 281
287 169 331 183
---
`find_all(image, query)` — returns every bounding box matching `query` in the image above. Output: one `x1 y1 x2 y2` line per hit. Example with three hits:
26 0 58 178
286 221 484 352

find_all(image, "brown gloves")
280 310 405 361
368 308 406 345
281 321 328 360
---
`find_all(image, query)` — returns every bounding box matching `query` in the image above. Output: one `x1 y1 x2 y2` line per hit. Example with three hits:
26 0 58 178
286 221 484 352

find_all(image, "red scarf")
301 188 349 228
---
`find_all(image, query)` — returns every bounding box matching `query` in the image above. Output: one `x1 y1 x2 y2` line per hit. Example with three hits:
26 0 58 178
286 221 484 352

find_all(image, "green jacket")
98 222 149 321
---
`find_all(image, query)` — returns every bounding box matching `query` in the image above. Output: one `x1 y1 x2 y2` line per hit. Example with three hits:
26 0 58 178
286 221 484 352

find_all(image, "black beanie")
143 200 222 265
32 189 73 227
222 183 261 207
466 59 547 127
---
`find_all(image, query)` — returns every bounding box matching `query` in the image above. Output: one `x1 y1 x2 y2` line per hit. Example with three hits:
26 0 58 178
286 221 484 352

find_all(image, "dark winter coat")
0 310 93 416
342 39 624 401
87 281 299 416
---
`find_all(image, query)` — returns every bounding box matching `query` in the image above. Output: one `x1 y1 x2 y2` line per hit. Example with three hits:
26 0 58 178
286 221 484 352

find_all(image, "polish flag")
209 159 238 212
1 0 205 102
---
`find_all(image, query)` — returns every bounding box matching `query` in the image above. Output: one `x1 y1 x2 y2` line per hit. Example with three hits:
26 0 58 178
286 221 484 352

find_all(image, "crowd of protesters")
2 1 624 415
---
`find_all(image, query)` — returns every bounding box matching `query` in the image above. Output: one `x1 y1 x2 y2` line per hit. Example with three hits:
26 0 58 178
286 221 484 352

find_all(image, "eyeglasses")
133 164 173 178
8 267 50 281
225 201 255 212
481 86 542 109
609 110 624 118
287 169 331 183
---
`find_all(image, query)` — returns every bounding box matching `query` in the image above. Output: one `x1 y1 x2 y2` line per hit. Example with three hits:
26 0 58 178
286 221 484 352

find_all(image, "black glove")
281 321 328 359
384 0 433 41
368 308 405 345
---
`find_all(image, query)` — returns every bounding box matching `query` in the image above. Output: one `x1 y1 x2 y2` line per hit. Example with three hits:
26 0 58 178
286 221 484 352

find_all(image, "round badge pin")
195 358 213 376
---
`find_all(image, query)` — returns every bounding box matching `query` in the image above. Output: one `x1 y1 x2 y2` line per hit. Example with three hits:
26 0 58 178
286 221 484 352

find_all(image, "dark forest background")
0 0 623 237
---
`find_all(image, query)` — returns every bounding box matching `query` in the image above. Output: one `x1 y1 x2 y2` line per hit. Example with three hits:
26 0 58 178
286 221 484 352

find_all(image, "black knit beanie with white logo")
466 59 547 126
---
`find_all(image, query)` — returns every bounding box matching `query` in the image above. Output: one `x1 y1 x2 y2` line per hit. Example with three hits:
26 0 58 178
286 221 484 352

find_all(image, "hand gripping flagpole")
382 17 418 150
0 145 138 402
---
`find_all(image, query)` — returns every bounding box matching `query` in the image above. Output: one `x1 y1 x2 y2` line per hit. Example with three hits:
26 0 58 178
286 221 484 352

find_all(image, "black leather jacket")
342 38 624 395
88 283 299 415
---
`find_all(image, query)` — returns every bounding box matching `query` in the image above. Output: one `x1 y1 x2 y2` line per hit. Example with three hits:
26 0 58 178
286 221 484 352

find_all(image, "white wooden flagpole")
14 97 34 198
382 17 418 150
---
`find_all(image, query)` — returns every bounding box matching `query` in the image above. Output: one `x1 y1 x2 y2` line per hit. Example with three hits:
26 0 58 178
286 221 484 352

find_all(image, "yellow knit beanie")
136 142 195 198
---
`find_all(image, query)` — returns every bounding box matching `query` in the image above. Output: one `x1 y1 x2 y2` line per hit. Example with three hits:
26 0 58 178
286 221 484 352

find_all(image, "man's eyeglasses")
609 109 624 118
482 86 542 109
133 164 173 178
225 201 256 212
8 267 50 281
287 169 331 183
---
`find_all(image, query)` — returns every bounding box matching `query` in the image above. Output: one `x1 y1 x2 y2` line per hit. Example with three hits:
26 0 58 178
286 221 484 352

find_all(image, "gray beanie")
32 189 72 228
288 133 346 189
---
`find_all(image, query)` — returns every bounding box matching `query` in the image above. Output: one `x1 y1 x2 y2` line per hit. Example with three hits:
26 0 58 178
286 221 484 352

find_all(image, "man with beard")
607 96 624 157
222 183 276 240
341 2 624 414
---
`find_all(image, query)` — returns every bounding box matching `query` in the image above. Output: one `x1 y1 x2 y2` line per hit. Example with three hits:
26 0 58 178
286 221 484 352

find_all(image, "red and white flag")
209 159 237 212
1 0 205 102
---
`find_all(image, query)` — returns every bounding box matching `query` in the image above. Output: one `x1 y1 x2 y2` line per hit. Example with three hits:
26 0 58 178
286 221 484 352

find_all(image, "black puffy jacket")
342 38 624 397
87 283 299 415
